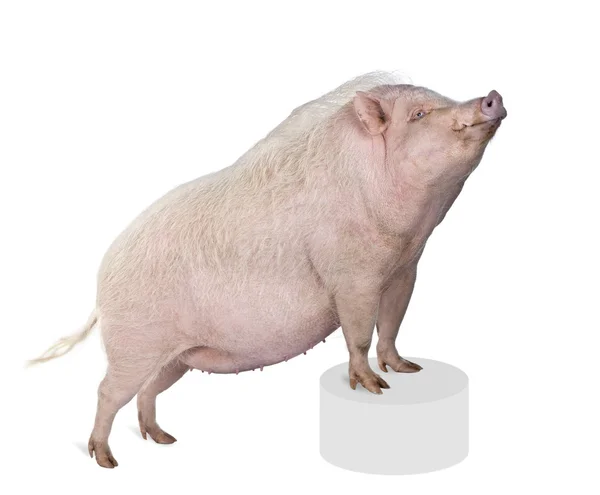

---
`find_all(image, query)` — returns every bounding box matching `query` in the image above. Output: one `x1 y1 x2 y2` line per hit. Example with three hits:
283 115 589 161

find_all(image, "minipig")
29 71 507 468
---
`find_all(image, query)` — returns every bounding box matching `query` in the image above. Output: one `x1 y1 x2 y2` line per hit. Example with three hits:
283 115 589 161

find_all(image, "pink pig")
29 72 506 468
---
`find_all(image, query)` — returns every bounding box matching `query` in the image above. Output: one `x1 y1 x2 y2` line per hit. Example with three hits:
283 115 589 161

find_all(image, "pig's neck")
366 153 468 246
326 127 468 257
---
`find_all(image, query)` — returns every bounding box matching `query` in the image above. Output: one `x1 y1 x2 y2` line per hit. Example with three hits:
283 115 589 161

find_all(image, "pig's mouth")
463 117 502 129
454 117 502 133
453 117 503 143
473 117 503 128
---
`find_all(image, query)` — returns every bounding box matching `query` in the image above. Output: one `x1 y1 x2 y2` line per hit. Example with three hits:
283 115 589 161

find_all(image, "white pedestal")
319 357 469 475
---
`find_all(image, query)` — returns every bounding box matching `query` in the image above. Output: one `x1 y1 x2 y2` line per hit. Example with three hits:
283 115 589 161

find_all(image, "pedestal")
319 357 469 475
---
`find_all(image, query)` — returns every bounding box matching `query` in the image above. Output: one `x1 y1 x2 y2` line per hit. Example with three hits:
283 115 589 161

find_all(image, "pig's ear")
353 91 389 135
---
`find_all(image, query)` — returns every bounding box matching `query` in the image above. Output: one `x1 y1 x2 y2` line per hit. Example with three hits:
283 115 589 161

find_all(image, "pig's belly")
183 283 341 374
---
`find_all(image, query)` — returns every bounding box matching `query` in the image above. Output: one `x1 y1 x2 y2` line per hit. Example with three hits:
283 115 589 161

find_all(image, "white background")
1 0 598 493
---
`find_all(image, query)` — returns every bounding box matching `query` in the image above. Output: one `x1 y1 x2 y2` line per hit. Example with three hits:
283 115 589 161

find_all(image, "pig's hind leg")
137 358 190 444
88 365 150 468
88 322 182 468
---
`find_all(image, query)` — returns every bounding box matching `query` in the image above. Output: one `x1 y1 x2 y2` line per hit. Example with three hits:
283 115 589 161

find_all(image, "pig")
28 71 507 468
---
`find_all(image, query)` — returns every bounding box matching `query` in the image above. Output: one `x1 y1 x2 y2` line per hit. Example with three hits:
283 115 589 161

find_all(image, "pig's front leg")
336 290 390 394
376 266 423 373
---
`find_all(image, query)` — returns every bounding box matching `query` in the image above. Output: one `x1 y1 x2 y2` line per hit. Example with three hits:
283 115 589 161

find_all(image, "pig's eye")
410 109 427 121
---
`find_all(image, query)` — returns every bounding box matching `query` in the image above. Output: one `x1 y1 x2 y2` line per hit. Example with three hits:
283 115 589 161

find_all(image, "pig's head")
352 84 507 184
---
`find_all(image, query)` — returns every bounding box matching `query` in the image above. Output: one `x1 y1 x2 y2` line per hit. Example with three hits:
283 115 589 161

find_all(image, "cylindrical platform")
320 357 468 475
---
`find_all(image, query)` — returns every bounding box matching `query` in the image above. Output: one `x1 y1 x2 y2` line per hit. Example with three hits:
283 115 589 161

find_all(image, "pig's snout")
481 90 507 120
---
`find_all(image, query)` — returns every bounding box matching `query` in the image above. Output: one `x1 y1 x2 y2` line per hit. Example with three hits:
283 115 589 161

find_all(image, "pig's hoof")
349 368 390 395
378 355 423 374
140 422 177 444
151 428 177 444
88 438 119 468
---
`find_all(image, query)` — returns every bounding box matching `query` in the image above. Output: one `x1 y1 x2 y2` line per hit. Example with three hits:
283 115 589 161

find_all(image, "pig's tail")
26 309 98 366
